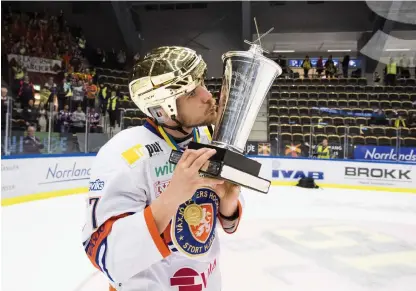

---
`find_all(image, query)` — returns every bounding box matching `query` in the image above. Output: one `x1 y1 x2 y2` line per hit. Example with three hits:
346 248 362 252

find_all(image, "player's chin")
192 114 216 127
206 111 217 124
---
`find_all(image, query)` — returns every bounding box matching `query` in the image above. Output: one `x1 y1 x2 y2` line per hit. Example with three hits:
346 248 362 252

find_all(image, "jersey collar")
144 118 200 151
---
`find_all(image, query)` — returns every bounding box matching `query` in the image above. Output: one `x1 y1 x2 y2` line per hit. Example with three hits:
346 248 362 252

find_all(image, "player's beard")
177 103 217 128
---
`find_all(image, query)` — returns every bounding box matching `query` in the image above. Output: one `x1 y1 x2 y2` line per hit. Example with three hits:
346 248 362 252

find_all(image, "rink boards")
1 154 415 206
254 157 416 193
1 154 95 206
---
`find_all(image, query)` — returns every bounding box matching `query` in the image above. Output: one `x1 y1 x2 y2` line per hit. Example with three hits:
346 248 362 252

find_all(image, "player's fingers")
177 149 193 167
198 177 224 187
189 148 216 172
179 148 208 168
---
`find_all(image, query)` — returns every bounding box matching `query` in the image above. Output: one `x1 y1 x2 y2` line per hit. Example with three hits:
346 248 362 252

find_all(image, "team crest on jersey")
154 180 170 198
171 188 220 258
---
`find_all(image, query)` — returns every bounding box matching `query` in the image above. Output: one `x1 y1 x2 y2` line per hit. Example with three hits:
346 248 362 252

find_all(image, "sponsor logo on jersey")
154 180 170 197
170 259 217 290
89 179 105 191
122 144 145 166
155 162 176 177
171 188 219 258
145 141 163 157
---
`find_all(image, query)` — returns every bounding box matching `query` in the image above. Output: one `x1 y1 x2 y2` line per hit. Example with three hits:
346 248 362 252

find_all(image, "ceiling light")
273 50 295 53
327 49 352 52
385 48 410 52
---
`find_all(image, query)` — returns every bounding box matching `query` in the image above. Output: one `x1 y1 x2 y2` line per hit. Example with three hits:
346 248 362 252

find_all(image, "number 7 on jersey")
89 197 101 229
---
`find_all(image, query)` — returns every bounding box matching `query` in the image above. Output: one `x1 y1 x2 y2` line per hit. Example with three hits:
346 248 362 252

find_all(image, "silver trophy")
170 20 282 193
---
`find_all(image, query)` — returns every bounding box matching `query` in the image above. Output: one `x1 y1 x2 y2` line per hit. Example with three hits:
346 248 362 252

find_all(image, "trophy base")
168 141 271 194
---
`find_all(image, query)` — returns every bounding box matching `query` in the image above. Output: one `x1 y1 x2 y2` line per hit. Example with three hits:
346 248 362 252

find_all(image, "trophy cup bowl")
169 44 282 194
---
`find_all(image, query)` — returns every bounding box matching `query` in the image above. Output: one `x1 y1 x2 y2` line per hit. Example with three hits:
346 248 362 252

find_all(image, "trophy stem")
210 141 244 155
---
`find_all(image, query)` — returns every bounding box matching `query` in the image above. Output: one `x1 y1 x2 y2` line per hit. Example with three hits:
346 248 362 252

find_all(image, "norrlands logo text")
364 148 416 162
46 162 91 181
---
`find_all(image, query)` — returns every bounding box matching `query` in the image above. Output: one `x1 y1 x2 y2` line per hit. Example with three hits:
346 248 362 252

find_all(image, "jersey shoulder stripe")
85 212 132 278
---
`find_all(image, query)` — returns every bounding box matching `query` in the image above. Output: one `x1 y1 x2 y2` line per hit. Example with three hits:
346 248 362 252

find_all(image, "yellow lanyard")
157 125 200 151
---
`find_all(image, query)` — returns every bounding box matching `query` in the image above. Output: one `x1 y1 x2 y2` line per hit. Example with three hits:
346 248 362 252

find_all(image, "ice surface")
2 186 416 291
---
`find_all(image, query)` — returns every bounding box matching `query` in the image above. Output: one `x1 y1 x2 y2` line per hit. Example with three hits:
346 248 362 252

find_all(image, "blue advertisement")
354 146 416 163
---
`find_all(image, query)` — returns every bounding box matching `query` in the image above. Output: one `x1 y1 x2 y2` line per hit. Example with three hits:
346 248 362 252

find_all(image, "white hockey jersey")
82 118 243 291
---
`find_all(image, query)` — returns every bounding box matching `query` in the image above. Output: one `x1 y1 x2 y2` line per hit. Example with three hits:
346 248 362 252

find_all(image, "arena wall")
2 154 415 206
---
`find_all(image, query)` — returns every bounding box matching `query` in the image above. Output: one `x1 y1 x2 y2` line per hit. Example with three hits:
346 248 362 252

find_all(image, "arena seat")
268 78 416 148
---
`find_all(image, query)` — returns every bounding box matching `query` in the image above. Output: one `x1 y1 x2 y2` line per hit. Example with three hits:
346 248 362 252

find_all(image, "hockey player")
82 46 243 291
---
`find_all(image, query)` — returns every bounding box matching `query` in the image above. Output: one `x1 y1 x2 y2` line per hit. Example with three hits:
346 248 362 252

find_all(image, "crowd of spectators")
3 68 126 135
1 8 129 143
300 55 338 79
277 53 416 82
2 8 84 71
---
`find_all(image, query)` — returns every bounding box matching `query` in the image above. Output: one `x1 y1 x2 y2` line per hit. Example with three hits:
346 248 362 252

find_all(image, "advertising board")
2 154 415 207
354 146 416 163
253 157 416 193
245 141 271 156
1 155 95 204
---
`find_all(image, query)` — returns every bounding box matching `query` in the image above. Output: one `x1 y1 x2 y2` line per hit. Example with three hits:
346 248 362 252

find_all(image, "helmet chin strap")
153 116 191 136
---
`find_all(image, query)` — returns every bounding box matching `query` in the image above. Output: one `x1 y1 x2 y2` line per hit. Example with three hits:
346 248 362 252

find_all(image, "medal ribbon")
158 125 200 151
144 118 203 221
144 118 200 151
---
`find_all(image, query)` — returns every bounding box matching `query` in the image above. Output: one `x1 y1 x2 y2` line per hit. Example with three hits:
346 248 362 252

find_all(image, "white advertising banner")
7 54 62 74
2 155 415 205
253 157 416 193
1 155 95 200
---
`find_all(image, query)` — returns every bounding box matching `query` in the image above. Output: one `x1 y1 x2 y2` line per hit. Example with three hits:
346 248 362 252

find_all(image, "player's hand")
214 181 240 217
214 181 240 201
166 148 224 206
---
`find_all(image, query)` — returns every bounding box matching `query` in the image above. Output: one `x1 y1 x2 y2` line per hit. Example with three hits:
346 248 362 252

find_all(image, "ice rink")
2 185 416 291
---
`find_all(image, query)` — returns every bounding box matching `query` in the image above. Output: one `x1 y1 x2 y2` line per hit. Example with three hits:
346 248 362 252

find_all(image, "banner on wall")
245 141 271 156
281 142 344 159
354 146 416 162
7 54 62 74
1 155 95 200
282 142 310 158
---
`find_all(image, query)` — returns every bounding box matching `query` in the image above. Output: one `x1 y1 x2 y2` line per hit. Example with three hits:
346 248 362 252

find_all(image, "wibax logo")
89 179 105 191
272 170 324 180
345 167 411 180
155 161 176 177
145 142 163 157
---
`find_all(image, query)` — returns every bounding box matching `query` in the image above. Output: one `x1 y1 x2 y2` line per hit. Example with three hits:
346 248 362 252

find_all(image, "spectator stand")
1 10 117 156
267 77 416 159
